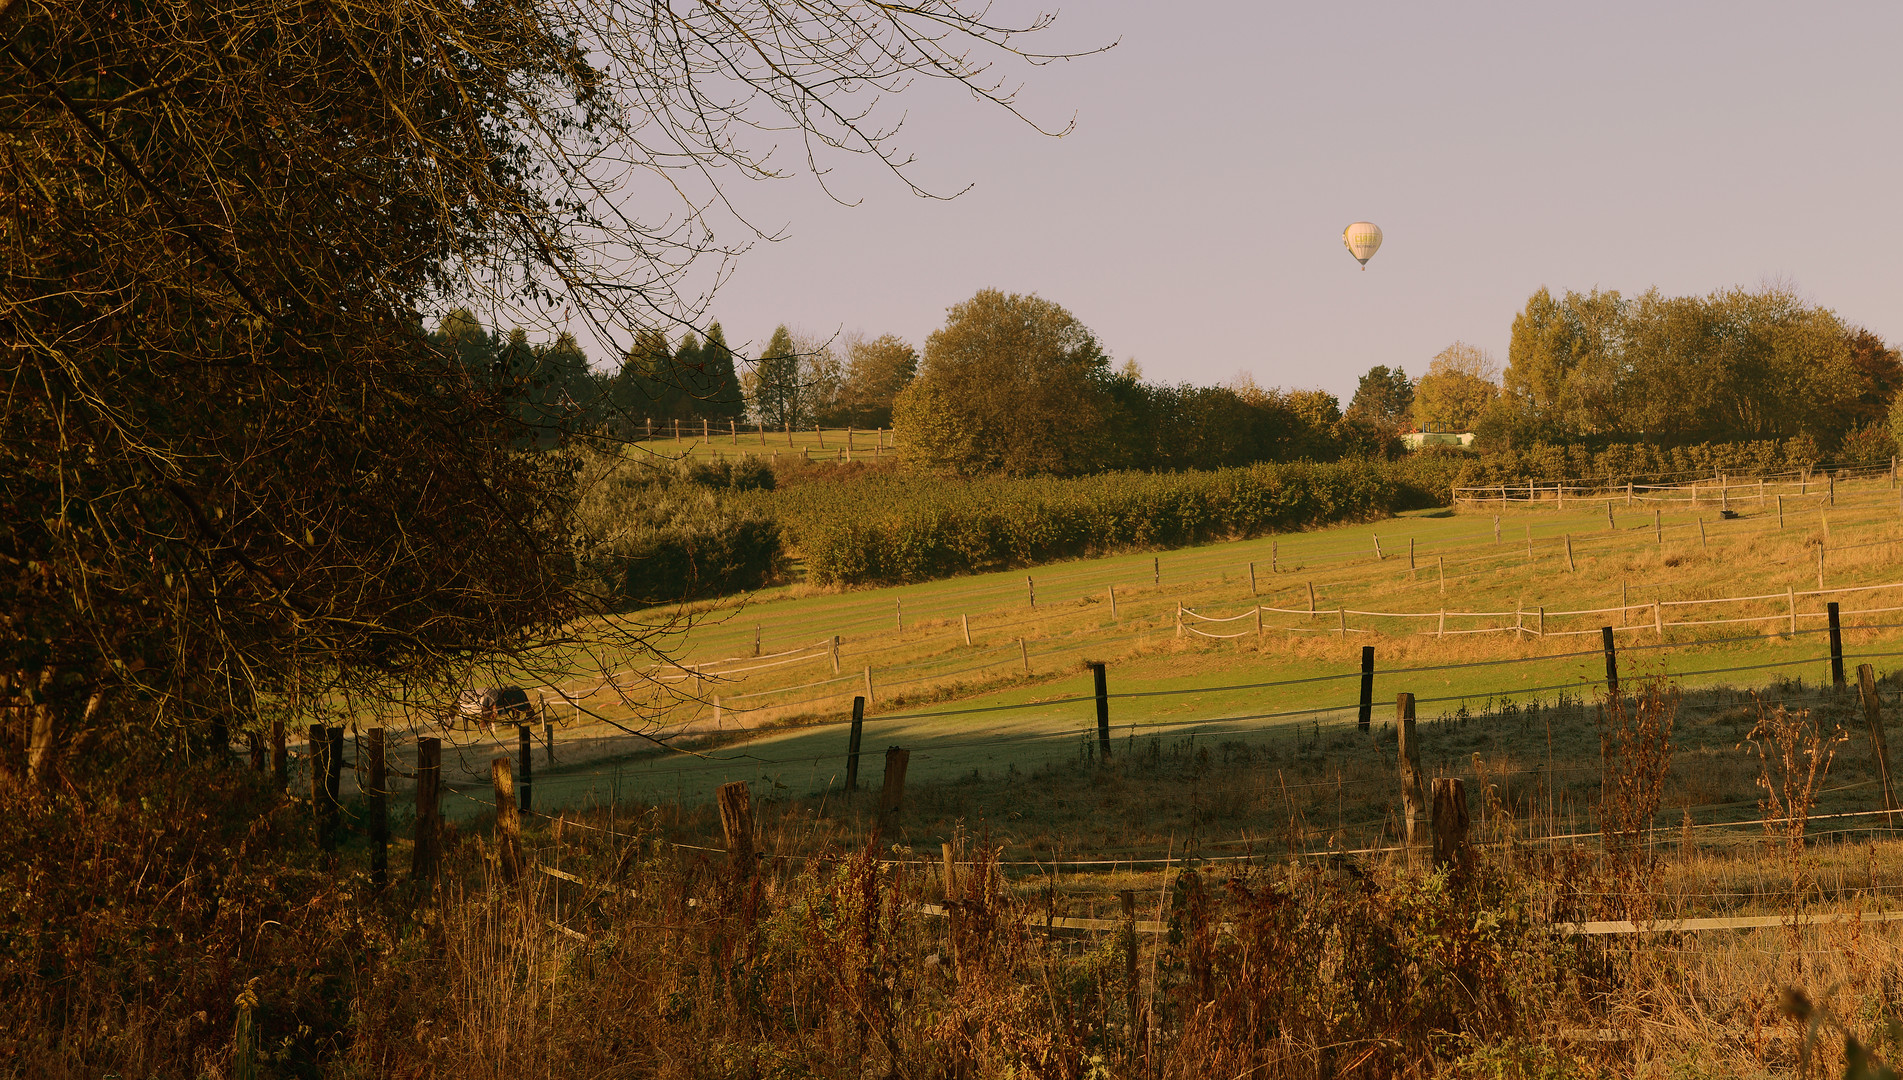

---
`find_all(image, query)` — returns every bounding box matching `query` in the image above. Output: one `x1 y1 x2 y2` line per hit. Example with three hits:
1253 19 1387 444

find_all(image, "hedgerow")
748 458 1452 586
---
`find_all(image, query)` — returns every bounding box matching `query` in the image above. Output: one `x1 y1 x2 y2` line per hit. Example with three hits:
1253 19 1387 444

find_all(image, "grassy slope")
486 475 1903 815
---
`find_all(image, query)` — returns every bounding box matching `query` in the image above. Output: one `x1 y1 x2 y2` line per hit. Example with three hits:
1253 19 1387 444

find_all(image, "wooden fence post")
1431 777 1471 875
873 747 909 844
1494 515 1501 544
846 696 865 791
1788 586 1798 635
863 666 875 708
1106 587 1118 621
1858 665 1900 825
1602 626 1619 699
1778 494 1785 528
321 725 344 848
1027 576 1036 609
516 723 533 816
717 781 755 884
1019 637 1030 675
830 635 841 675
1307 581 1316 619
491 757 520 882
411 737 441 894
1819 546 1827 591
1409 538 1416 577
963 612 973 644
1090 662 1112 759
1357 646 1375 732
1565 534 1576 571
1397 694 1425 865
1249 561 1257 596
1438 556 1445 594
1698 518 1708 549
368 728 388 890
1655 509 1662 545
1153 556 1159 585
1373 534 1383 561
1829 602 1846 688
896 598 904 633
1254 605 1264 642
1273 540 1279 574
544 721 555 766
1654 601 1664 640
1606 500 1615 531
271 717 286 792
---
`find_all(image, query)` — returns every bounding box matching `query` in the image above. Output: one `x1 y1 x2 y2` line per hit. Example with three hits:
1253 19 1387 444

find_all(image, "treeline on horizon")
478 282 1903 598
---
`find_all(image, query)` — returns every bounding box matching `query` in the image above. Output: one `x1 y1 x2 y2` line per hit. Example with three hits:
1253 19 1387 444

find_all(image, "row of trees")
891 290 1390 476
1489 285 1901 449
427 311 923 438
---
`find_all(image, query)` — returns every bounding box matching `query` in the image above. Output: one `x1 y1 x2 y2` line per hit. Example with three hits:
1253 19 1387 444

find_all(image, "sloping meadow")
754 458 1454 586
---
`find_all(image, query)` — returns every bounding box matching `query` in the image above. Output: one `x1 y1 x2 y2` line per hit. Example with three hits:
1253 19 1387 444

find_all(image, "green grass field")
411 472 1903 818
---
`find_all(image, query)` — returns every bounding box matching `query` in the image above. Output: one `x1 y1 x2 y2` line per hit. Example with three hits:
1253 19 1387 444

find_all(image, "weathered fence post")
1027 575 1036 609
1698 518 1708 549
1565 534 1576 571
1357 646 1375 733
1857 665 1899 826
1778 493 1785 528
896 598 904 633
492 758 521 882
1089 662 1112 759
1606 500 1615 531
367 728 388 890
1373 534 1383 561
544 721 555 766
271 718 286 792
1106 587 1118 621
873 747 909 844
717 781 755 884
517 723 533 816
1019 637 1031 675
1788 586 1798 635
846 695 866 792
963 612 973 643
411 737 441 893
1397 694 1424 865
1249 561 1257 596
863 666 875 708
1431 777 1471 875
1153 556 1159 585
1438 556 1445 594
1307 581 1317 619
1602 626 1620 699
830 634 841 674
1819 546 1827 591
1409 537 1416 577
1828 602 1846 688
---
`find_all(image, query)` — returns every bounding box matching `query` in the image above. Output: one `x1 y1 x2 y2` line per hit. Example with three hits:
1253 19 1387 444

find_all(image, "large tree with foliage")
894 290 1114 475
0 0 1084 784
1347 366 1414 433
1412 343 1499 432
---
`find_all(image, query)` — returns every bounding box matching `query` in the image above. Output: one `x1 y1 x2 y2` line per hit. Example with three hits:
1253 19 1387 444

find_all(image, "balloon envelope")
1343 222 1383 267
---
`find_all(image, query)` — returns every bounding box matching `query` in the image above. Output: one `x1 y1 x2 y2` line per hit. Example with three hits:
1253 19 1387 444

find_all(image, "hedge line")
1443 437 1828 489
753 458 1452 587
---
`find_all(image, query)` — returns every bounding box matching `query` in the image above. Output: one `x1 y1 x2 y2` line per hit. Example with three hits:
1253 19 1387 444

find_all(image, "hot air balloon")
1343 222 1382 270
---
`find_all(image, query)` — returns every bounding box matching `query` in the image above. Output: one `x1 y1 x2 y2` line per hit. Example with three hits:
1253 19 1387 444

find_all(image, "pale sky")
657 1 1903 403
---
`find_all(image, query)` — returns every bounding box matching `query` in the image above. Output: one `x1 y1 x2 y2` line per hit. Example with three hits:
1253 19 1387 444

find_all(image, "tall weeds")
1597 680 1677 920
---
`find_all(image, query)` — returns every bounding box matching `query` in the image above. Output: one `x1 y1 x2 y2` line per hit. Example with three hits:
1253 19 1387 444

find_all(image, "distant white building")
1404 431 1475 450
